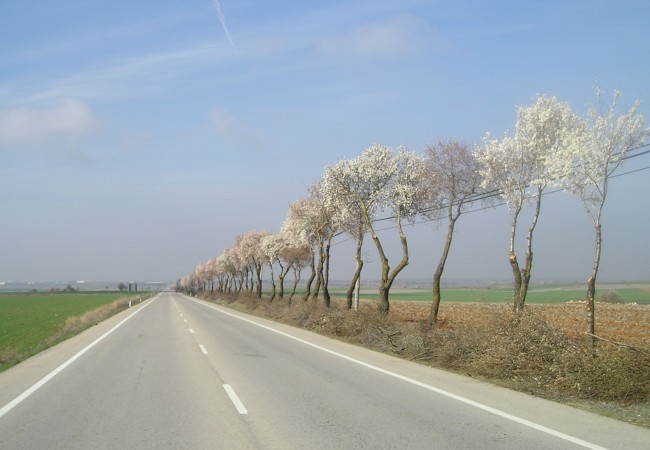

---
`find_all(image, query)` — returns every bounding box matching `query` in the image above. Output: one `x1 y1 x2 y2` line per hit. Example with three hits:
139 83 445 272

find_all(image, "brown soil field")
381 301 650 348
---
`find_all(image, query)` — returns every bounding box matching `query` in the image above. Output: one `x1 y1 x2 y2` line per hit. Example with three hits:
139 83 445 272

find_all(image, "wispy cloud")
318 16 433 62
209 106 235 136
0 99 99 151
212 0 238 54
9 44 229 105
206 106 269 155
6 16 185 64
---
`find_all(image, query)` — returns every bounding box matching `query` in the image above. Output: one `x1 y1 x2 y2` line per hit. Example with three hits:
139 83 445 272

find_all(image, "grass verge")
0 292 151 372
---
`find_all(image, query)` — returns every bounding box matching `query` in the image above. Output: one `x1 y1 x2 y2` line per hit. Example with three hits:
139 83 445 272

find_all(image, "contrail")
212 0 237 54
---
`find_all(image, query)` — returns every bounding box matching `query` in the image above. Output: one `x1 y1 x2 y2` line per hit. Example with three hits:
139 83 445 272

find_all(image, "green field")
327 285 650 304
0 292 145 372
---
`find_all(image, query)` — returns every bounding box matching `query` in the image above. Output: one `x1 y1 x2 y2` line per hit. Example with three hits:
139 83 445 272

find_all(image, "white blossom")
477 95 583 312
551 89 648 212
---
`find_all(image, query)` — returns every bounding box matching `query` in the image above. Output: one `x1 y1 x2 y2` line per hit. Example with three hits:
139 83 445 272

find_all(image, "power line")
374 143 650 226
331 147 650 247
611 164 650 178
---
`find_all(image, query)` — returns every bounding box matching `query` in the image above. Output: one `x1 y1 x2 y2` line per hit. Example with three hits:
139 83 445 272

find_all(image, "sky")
1 0 649 286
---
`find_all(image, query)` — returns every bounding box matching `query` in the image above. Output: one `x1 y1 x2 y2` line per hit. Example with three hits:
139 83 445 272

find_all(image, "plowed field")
385 301 650 348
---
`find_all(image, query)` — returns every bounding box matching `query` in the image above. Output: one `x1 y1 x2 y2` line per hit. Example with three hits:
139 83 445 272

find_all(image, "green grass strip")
0 292 144 372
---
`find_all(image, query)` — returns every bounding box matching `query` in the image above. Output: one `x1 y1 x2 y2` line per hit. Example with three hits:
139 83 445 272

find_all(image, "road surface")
1 292 648 449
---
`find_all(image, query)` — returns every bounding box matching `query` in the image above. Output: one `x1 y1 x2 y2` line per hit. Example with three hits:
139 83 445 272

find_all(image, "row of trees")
177 88 647 335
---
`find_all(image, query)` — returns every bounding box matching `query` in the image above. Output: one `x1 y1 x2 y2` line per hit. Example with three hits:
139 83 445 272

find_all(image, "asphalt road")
1 292 648 449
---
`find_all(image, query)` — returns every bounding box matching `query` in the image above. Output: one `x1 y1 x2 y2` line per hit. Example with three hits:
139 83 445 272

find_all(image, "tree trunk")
290 266 301 305
379 214 410 314
429 215 458 326
303 248 316 301
587 223 602 337
378 284 390 314
368 224 391 314
508 201 525 313
323 237 332 308
255 263 263 298
362 206 409 315
247 267 253 294
278 262 290 299
313 238 324 301
347 236 364 309
516 188 543 312
268 263 276 302
354 276 360 311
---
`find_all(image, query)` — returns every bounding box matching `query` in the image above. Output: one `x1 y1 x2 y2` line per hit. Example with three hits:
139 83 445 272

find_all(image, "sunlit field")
0 292 146 372
326 284 650 304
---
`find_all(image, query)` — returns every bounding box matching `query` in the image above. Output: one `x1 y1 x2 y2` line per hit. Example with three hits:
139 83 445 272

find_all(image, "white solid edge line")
184 295 608 450
199 344 208 355
223 384 248 414
0 295 159 420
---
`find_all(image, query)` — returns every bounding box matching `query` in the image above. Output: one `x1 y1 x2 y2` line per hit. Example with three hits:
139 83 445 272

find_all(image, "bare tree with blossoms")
322 159 368 310
274 229 311 301
222 246 244 294
283 193 338 307
180 273 199 296
324 144 426 314
283 243 311 304
236 230 270 298
204 258 217 294
261 233 288 302
283 199 317 301
422 140 484 325
549 89 648 336
306 182 339 307
213 254 228 293
194 263 206 293
479 95 582 313
273 235 292 300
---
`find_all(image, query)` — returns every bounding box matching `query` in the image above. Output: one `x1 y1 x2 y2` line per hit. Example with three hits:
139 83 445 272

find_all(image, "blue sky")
1 0 649 284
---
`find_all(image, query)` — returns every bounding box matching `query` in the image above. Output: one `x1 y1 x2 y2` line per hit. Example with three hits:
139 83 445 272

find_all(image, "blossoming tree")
283 199 318 301
321 159 368 310
422 140 484 325
550 89 648 335
260 233 289 302
323 144 426 313
280 209 316 303
280 239 312 304
236 230 270 298
479 96 581 312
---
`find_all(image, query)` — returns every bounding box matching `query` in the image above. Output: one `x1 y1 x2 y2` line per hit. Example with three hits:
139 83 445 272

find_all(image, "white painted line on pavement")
189 328 195 334
223 384 248 415
199 345 208 355
0 295 159 420
186 295 608 450
184 319 188 324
